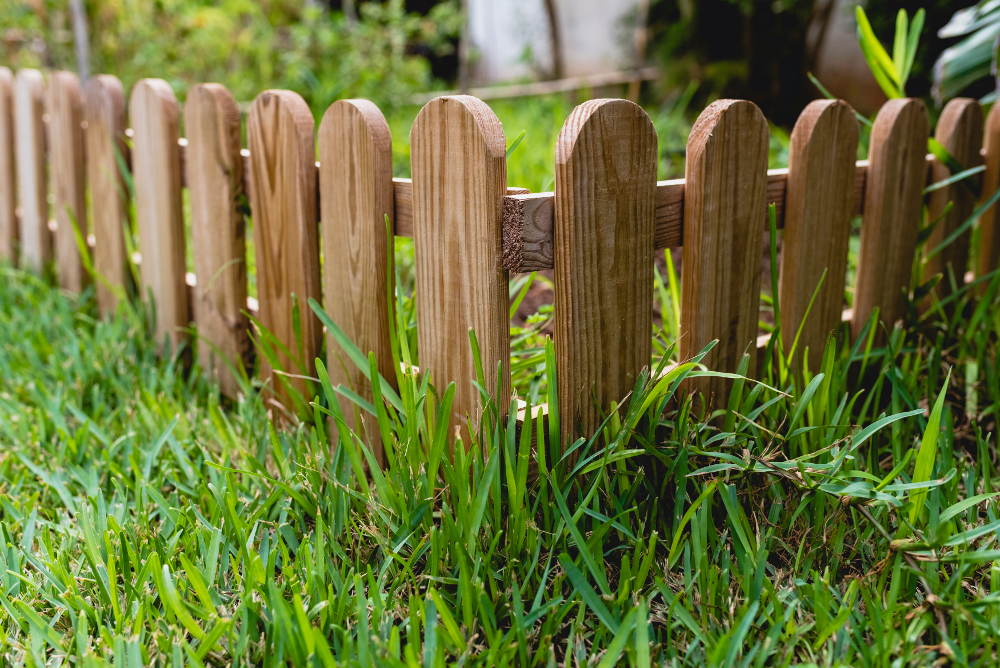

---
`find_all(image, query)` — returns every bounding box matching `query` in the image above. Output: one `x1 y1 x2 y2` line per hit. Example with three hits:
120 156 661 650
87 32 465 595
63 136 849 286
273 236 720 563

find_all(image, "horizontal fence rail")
1 66 998 443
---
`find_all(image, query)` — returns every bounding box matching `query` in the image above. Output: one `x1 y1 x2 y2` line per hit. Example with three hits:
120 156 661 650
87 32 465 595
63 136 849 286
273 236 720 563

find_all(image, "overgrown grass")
2 182 1000 667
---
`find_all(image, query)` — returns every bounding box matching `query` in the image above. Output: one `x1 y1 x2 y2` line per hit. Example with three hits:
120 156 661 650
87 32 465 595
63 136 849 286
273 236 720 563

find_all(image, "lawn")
1 186 1000 667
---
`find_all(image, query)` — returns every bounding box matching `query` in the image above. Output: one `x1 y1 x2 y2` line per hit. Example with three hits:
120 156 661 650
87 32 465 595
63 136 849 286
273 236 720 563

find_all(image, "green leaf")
668 481 717 567
903 9 925 85
856 5 902 96
911 368 952 524
892 10 908 88
557 554 618 633
939 491 1000 525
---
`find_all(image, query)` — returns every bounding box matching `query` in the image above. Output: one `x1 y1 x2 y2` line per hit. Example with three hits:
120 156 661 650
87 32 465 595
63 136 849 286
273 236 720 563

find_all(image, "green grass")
2 186 1000 666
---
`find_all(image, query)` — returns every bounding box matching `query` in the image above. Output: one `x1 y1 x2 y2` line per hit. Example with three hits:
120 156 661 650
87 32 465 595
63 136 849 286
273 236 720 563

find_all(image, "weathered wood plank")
979 100 1000 283
553 98 657 442
779 99 858 368
319 99 395 460
0 67 15 263
852 98 929 339
47 71 88 292
185 83 249 397
411 95 508 439
680 99 769 406
130 79 189 348
925 98 983 296
85 74 130 315
247 89 322 412
14 69 50 270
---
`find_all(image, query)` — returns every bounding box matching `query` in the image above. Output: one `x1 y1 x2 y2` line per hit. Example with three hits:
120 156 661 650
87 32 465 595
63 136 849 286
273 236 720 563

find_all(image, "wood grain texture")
47 71 88 292
130 79 189 348
979 101 1000 283
0 68 15 263
411 95 508 438
319 99 395 458
84 74 130 316
14 69 50 270
499 159 876 272
680 99 769 407
503 193 554 271
553 99 657 441
779 99 858 368
185 83 249 397
980 102 1000 284
247 89 322 410
925 98 983 296
852 98 929 339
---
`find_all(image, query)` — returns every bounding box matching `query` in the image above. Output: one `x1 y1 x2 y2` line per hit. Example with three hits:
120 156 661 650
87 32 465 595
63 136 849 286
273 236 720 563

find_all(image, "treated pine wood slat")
392 178 413 237
130 79 189 348
500 159 878 272
14 69 50 270
411 95 509 439
166 122 923 282
85 74 130 316
979 101 1000 283
0 67 15 263
925 98 983 296
47 71 88 292
852 98 929 339
185 83 250 397
319 99 395 462
680 99 770 406
553 98 657 443
779 99 859 369
247 89 322 412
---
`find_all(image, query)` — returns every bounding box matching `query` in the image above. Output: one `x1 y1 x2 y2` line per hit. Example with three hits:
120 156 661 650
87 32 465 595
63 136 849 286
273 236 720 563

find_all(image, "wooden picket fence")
0 66 998 445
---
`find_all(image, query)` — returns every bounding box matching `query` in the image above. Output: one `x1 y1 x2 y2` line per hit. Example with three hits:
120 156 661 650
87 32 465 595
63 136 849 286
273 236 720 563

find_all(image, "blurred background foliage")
2 0 995 121
0 0 464 111
1 0 999 182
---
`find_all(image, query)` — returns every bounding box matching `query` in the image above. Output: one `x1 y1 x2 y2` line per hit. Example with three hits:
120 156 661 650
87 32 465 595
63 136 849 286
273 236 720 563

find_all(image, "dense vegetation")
1 189 1000 664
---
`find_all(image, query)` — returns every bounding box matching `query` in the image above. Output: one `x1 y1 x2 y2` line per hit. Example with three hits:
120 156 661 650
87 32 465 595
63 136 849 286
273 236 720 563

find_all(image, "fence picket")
14 69 49 271
185 83 249 397
84 75 129 316
47 71 87 292
411 95 508 439
924 98 982 297
553 99 656 441
779 99 858 369
852 99 929 339
247 90 322 411
130 79 189 348
680 99 769 405
980 102 1000 285
0 68 14 263
319 99 395 457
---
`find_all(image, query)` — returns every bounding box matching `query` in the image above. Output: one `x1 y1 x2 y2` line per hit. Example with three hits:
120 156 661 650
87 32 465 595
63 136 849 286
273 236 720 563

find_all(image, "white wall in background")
467 0 640 84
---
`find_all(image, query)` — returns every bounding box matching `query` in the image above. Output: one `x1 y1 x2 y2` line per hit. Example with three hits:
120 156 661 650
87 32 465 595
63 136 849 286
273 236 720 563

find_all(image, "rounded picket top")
47 70 88 293
410 95 508 439
246 89 321 412
981 101 1000 283
780 98 859 368
852 97 929 340
319 98 395 460
129 78 188 349
681 99 769 406
14 68 50 271
84 74 129 316
553 98 657 443
925 97 983 297
0 66 16 263
185 83 249 399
